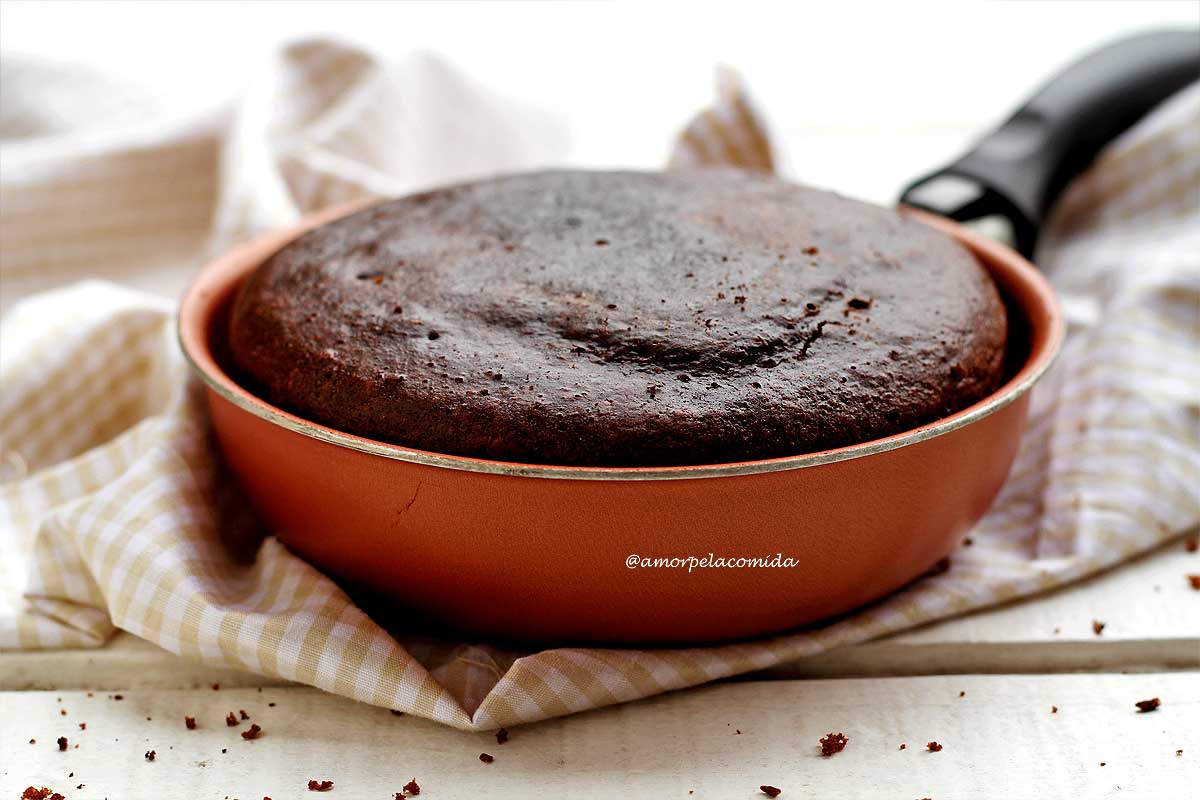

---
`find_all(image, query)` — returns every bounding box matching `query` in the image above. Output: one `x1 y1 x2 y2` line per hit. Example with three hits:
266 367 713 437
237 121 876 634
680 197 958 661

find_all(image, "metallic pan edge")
179 207 1064 482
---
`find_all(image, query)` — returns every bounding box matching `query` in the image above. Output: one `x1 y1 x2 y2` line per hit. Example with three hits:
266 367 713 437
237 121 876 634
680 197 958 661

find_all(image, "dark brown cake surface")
229 169 1008 466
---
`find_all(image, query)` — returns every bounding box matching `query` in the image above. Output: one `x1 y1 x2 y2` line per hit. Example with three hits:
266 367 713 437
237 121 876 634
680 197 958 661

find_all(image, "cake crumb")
1092 620 1105 636
496 727 509 745
1135 698 1161 713
1187 574 1200 590
57 736 68 751
479 752 495 764
308 779 334 792
226 712 238 727
185 716 197 730
760 786 782 798
22 788 65 800
241 724 263 740
402 777 421 796
899 743 906 750
927 741 943 752
145 750 156 761
1051 706 1058 713
819 732 848 757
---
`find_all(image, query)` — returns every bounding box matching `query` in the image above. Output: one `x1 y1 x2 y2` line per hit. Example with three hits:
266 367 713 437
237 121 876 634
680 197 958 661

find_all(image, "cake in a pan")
229 169 1008 466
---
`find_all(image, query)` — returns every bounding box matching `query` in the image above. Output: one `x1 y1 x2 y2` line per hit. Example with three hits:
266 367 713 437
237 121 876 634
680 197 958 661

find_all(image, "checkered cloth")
1 40 1197 730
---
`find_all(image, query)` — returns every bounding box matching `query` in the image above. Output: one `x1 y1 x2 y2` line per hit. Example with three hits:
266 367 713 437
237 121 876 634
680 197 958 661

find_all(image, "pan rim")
178 205 1064 481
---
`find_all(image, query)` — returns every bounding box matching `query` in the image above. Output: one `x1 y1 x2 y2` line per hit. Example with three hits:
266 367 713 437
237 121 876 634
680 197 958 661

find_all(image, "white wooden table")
3 538 1196 799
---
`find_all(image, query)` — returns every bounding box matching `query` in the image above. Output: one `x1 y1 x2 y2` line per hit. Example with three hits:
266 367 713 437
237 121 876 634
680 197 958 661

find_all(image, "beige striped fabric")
668 65 775 174
2 40 1197 730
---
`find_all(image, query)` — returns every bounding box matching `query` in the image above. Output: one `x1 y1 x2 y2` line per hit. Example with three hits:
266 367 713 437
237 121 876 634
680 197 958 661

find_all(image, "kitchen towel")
2 39 1197 730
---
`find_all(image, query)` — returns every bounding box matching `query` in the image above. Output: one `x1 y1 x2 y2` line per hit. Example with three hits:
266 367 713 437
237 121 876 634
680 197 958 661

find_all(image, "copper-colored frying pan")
177 33 1193 645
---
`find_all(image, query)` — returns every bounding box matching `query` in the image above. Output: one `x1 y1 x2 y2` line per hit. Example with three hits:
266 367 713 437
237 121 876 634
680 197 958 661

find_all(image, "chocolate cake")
229 170 1008 466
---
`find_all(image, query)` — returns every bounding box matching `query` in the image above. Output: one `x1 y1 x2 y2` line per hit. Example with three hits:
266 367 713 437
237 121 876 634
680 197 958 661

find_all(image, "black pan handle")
900 30 1199 257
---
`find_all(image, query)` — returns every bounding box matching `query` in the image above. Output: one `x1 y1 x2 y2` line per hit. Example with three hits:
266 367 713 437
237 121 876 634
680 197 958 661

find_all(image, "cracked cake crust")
229 169 1008 466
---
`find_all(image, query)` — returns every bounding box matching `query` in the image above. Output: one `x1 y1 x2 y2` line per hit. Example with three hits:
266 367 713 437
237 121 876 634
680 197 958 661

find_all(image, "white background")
2 0 1197 204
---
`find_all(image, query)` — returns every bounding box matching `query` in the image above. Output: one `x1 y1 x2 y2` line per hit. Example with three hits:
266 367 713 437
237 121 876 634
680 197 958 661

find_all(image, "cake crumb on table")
1135 698 1161 713
479 752 495 764
307 779 334 791
819 732 849 757
1092 620 1106 635
760 786 782 798
241 724 264 740
22 788 65 800
927 741 943 752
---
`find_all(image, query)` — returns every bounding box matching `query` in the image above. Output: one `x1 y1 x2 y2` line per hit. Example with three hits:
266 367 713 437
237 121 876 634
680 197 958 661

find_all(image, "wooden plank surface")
2 537 1195 692
2 672 1195 799
1 536 1194 799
